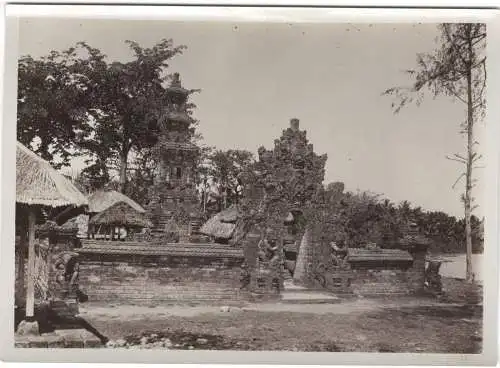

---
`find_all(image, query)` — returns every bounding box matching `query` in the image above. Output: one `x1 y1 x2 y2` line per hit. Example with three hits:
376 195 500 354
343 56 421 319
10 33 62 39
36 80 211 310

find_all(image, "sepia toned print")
13 18 486 355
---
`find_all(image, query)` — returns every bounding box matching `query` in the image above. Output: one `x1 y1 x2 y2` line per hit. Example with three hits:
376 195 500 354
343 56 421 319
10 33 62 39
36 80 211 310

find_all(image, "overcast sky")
18 18 486 218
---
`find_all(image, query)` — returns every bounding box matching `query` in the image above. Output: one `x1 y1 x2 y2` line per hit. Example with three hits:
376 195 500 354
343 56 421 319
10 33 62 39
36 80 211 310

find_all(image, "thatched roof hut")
200 206 298 244
16 142 88 207
16 141 87 326
199 206 239 240
88 190 145 214
61 214 89 238
217 205 239 223
89 201 152 228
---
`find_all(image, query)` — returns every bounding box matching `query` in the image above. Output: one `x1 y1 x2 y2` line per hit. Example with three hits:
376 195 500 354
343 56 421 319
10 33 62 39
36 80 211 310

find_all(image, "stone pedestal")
15 329 102 348
16 320 39 336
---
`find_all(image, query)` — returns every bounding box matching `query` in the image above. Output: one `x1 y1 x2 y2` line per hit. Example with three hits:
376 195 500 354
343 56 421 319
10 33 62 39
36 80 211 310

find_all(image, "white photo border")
1 5 498 365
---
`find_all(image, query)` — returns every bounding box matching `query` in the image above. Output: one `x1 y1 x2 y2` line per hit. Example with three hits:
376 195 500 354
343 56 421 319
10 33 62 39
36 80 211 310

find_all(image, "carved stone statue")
329 241 349 269
53 252 88 302
239 261 251 290
425 260 443 293
257 233 279 265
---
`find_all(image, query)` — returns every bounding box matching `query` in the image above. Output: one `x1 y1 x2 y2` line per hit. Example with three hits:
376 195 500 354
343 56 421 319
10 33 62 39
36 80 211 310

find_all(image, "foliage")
200 149 255 207
19 40 199 193
313 185 484 255
73 159 110 194
384 24 486 117
383 23 486 281
123 149 159 206
207 149 255 185
79 39 193 192
17 43 105 168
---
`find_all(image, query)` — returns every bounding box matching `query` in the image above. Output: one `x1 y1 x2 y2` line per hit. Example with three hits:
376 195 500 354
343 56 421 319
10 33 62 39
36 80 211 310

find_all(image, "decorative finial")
171 73 181 87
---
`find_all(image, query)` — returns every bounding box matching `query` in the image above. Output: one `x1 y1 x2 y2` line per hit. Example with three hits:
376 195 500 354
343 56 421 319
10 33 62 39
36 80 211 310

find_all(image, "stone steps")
280 291 341 304
281 280 348 303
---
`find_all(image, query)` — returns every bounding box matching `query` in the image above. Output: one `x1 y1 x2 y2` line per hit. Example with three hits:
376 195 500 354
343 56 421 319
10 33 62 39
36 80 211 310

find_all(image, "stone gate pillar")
398 222 431 294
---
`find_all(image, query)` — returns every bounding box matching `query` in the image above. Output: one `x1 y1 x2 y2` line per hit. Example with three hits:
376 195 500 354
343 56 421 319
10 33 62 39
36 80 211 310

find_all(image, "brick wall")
350 269 411 296
347 250 428 296
78 251 246 304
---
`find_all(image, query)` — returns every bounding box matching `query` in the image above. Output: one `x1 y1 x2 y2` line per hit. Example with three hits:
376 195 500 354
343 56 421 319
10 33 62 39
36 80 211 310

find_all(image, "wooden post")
25 209 36 319
17 228 28 302
222 188 227 210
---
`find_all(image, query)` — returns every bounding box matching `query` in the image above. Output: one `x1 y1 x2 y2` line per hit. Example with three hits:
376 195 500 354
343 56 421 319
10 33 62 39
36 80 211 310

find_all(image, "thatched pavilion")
199 206 239 243
88 190 146 215
88 201 152 240
16 141 87 335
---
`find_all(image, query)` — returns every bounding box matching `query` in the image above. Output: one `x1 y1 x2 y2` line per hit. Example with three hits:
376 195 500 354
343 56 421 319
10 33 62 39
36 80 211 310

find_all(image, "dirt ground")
78 285 483 353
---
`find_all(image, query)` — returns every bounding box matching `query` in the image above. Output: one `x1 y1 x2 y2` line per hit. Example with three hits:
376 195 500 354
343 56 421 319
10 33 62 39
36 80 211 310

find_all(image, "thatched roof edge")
88 190 145 213
199 211 236 239
16 142 88 208
89 201 152 228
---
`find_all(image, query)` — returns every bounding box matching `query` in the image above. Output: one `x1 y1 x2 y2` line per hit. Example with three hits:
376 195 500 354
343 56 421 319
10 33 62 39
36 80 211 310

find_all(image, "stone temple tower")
147 73 201 238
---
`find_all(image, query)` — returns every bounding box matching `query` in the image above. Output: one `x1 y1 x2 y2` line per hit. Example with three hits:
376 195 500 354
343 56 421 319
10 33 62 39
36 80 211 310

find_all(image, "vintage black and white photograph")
4 7 498 363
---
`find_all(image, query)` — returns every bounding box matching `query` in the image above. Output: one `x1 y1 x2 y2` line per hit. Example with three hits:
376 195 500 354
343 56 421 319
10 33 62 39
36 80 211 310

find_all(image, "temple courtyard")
70 277 481 353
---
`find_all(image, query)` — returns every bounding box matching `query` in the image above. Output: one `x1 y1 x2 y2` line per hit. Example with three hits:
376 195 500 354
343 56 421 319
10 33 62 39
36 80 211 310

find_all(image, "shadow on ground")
15 303 109 344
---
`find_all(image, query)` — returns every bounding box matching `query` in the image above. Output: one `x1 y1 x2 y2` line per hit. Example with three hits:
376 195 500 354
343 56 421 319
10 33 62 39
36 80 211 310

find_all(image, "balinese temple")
256 117 327 228
147 73 202 239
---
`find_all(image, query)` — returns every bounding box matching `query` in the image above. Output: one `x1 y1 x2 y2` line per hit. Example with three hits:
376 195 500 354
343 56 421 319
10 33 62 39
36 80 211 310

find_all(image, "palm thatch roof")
61 217 78 230
16 142 88 208
61 214 89 238
217 205 239 223
89 201 152 228
199 206 239 240
88 190 145 214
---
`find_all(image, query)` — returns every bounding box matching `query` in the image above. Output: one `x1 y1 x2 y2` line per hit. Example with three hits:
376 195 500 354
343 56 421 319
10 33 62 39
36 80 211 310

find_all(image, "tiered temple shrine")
147 73 202 239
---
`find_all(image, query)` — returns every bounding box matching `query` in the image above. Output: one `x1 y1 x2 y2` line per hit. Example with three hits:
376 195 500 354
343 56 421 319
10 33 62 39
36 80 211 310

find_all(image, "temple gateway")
16 114 436 313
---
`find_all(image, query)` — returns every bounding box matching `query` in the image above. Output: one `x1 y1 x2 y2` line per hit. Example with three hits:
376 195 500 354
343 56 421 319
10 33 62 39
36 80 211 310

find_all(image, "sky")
17 18 486 218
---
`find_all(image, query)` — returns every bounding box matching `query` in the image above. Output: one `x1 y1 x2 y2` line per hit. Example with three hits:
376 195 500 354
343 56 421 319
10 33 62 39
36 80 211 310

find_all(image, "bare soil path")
77 295 482 353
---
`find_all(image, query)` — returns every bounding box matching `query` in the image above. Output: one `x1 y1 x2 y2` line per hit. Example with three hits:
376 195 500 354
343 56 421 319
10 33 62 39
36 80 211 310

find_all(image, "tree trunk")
465 27 474 283
118 149 128 193
293 224 312 284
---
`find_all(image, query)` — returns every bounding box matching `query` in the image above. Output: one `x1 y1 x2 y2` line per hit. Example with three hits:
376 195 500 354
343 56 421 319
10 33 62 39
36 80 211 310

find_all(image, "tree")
73 162 110 194
80 39 191 193
17 43 106 168
205 149 255 207
124 148 159 206
383 23 486 282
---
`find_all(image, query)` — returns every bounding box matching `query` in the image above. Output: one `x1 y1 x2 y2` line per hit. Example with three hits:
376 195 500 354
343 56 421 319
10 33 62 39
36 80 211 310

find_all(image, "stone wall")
347 250 427 297
349 269 411 296
406 249 427 293
77 242 246 304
